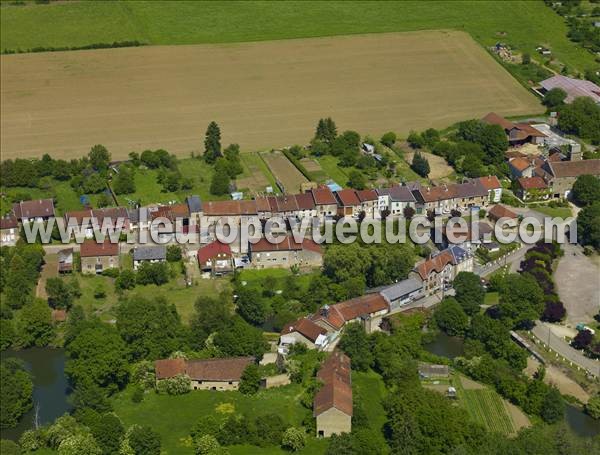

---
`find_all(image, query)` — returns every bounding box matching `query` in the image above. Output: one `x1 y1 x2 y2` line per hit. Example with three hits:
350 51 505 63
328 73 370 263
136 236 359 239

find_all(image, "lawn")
66 270 228 324
1 1 595 72
454 375 517 436
116 159 228 207
111 383 327 455
484 292 499 306
528 204 573 219
352 370 388 434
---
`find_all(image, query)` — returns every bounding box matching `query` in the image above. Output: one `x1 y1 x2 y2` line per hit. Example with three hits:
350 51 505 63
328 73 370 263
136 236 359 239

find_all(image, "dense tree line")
0 358 33 429
557 97 600 144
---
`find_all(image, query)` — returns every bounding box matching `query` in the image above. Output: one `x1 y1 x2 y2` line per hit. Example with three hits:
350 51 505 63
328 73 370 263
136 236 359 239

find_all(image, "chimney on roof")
321 304 330 317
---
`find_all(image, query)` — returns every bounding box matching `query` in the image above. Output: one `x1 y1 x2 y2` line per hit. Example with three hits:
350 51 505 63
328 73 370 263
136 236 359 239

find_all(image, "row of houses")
1 175 503 246
278 244 473 354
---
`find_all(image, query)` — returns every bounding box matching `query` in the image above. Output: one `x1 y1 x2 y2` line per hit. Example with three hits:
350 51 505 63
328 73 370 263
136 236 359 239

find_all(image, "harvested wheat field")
1 30 542 160
261 150 307 193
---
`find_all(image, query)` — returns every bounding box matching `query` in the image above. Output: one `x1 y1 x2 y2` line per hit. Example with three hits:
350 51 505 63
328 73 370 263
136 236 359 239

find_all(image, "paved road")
531 322 599 377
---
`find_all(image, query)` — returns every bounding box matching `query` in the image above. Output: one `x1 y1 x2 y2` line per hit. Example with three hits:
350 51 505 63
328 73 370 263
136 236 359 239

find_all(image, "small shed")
418 363 450 379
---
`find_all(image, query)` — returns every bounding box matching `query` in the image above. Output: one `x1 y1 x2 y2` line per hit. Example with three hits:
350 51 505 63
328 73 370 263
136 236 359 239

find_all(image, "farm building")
418 363 450 379
154 357 255 391
80 239 120 274
311 186 338 219
64 207 130 238
12 198 55 223
248 236 322 269
378 277 423 308
488 204 518 222
334 189 361 218
311 293 389 334
537 75 600 104
314 352 352 438
482 112 547 146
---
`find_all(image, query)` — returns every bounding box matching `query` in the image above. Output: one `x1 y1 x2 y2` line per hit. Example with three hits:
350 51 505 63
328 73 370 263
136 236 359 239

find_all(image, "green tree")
166 245 182 262
572 174 600 207
380 132 396 147
281 427 306 451
585 394 600 419
314 117 337 145
46 277 74 309
453 272 484 315
87 412 124 455
115 269 136 290
116 296 183 360
558 97 600 142
204 122 222 164
190 294 232 349
338 322 372 371
407 131 424 149
136 262 169 286
65 324 129 392
347 170 366 190
0 358 33 428
127 425 161 455
540 387 565 423
578 201 600 249
5 254 33 309
236 287 266 325
213 316 268 358
15 298 54 347
0 440 20 455
210 167 231 195
223 143 244 178
542 87 567 109
238 364 261 395
194 434 227 455
433 297 469 336
58 433 102 455
411 151 430 177
89 145 111 172
112 165 136 195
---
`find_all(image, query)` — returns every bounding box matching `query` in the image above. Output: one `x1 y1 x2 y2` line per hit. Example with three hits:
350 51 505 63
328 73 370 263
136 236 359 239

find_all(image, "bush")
238 364 261 395
281 427 306 452
131 386 144 403
156 374 191 395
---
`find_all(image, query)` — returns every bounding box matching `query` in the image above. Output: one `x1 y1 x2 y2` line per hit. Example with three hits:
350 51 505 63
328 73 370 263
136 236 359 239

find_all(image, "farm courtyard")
1 30 542 160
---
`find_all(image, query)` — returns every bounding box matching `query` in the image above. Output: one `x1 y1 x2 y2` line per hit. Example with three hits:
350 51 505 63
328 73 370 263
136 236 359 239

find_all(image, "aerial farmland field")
1 30 542 160
261 150 308 194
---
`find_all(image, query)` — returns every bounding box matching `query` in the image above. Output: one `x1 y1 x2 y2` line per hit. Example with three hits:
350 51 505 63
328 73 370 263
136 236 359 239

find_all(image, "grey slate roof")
379 278 423 303
377 185 416 202
186 195 202 213
133 245 167 261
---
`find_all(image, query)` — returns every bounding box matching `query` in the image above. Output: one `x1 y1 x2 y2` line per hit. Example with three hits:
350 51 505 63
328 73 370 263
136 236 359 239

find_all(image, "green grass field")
527 204 573 219
1 1 595 72
68 269 228 324
454 375 516 435
112 383 327 455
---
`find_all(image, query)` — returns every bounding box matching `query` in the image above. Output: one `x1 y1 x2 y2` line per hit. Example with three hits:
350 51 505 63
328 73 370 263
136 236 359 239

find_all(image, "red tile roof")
295 192 316 210
335 189 360 207
482 112 515 131
79 239 119 257
314 352 352 417
12 198 55 220
197 241 232 264
332 294 389 321
355 189 378 202
250 236 322 254
488 204 518 220
154 358 186 380
477 175 502 191
509 157 533 173
65 207 129 226
548 159 600 178
254 197 272 212
51 309 67 322
311 186 337 205
281 318 327 342
0 214 18 230
518 176 547 190
150 203 190 222
274 195 299 212
184 357 254 381
203 200 258 216
415 250 454 281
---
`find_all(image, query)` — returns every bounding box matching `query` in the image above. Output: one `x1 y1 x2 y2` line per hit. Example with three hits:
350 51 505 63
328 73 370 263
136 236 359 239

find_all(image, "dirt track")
1 30 542 160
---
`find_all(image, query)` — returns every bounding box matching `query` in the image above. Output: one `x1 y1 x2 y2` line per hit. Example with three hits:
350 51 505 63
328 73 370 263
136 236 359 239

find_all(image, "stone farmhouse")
12 198 55 223
248 236 322 269
154 356 254 391
80 239 120 274
279 318 328 354
314 352 352 438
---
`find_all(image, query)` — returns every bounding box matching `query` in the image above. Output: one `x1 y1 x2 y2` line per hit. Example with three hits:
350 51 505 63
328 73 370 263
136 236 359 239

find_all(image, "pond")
565 404 600 438
424 332 465 359
1 348 71 441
